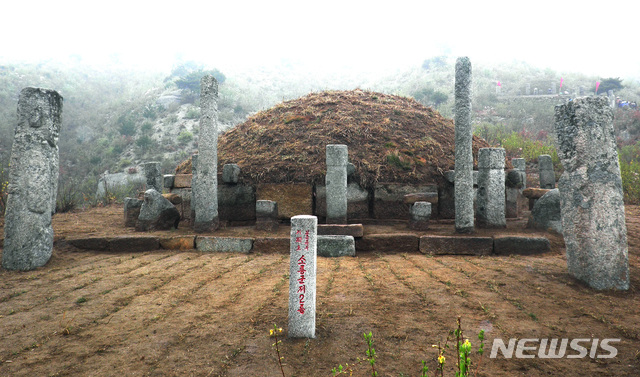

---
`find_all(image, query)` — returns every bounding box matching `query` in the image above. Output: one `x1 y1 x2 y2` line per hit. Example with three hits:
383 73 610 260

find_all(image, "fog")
2 0 639 78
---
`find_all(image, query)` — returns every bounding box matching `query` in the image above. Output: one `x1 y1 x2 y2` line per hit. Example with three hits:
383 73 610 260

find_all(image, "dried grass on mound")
177 89 492 188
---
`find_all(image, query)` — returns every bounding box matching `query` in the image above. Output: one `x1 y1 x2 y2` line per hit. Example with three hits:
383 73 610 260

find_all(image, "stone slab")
493 236 551 255
374 183 439 219
419 235 493 255
317 235 355 257
159 236 196 250
173 174 193 188
317 224 364 238
355 233 420 253
68 238 109 251
403 192 438 205
196 236 253 253
257 183 312 220
109 237 160 253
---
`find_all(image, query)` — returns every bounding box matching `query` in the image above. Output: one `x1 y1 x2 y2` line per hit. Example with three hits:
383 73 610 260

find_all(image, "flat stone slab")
68 238 109 251
252 237 289 254
318 235 355 257
493 236 551 255
356 234 420 253
196 236 253 253
317 224 364 238
109 237 160 253
419 235 493 255
159 236 195 250
403 192 438 205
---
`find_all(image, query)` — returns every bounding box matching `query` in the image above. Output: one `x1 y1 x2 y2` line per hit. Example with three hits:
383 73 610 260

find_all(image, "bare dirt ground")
0 205 639 376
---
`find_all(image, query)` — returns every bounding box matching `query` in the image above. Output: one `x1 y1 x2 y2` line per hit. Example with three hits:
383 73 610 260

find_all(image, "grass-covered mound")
177 89 491 187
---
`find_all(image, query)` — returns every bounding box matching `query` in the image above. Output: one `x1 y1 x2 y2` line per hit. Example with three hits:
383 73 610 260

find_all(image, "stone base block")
493 236 551 255
173 174 192 188
68 238 109 251
356 234 419 253
317 224 364 238
318 235 355 257
419 235 493 255
109 237 160 253
196 236 253 253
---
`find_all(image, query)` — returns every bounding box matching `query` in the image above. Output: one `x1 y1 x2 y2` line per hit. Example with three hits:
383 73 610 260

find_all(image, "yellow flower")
269 329 274 335
278 327 283 333
438 355 445 364
463 339 471 347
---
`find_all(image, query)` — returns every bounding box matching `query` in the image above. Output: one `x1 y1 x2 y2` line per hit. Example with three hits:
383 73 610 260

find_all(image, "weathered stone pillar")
555 96 629 290
2 87 62 271
190 154 198 223
193 75 219 232
538 154 555 189
325 144 348 224
454 57 474 233
512 158 526 189
409 201 431 230
507 158 527 217
477 148 506 228
143 161 163 193
288 215 317 338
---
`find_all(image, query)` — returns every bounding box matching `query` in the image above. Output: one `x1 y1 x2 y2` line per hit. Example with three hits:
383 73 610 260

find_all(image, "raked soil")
0 205 638 376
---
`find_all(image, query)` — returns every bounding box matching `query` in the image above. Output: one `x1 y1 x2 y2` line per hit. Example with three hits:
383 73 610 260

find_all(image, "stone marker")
135 189 181 231
555 96 629 290
527 188 562 234
505 169 524 218
163 174 175 189
326 144 348 224
256 200 279 231
124 197 143 227
454 57 474 233
193 75 219 232
288 215 317 338
409 201 431 230
222 163 240 184
512 158 526 189
143 162 163 193
538 154 555 189
476 148 506 228
2 87 62 271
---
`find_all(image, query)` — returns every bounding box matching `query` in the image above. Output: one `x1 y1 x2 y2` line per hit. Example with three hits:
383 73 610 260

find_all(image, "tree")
596 77 624 94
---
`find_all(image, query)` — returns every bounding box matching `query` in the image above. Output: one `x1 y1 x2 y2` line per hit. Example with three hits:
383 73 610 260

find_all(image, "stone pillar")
454 57 474 233
525 83 531 96
538 155 555 189
256 200 278 231
505 169 524 218
288 215 317 338
222 163 240 184
2 87 62 271
409 201 431 230
325 144 348 224
124 197 143 227
512 158 526 189
193 75 219 232
477 148 506 228
555 96 629 290
143 161 163 193
190 154 198 222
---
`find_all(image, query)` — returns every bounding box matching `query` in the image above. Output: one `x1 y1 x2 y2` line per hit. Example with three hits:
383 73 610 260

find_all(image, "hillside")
177 89 492 187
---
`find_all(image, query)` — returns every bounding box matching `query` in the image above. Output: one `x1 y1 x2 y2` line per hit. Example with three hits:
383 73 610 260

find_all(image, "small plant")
177 130 194 144
270 324 286 377
59 311 75 336
364 331 378 376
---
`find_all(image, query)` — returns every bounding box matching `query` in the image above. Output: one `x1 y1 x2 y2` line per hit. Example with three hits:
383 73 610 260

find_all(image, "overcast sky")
2 0 639 78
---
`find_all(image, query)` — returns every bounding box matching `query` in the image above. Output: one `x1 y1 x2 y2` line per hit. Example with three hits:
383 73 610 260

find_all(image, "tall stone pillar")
454 57 474 233
2 87 63 270
476 148 506 228
143 161 162 193
555 96 629 290
538 155 555 189
193 75 219 232
325 144 348 224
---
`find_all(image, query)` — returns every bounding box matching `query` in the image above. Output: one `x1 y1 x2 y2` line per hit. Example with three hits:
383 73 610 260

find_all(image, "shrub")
117 115 137 136
177 130 193 144
620 158 640 204
184 107 200 119
135 135 154 151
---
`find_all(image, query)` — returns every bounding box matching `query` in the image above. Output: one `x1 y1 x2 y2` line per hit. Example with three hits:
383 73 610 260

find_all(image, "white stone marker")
288 215 318 338
477 148 506 228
